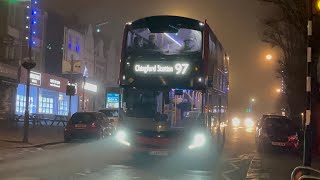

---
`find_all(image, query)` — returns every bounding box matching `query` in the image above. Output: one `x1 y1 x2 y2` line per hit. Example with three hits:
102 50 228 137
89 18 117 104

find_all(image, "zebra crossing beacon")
115 16 229 159
302 0 320 167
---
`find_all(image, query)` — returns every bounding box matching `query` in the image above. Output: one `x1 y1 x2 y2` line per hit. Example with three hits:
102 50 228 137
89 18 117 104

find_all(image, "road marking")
245 154 270 179
222 154 255 180
75 172 87 176
222 159 241 180
4 177 40 180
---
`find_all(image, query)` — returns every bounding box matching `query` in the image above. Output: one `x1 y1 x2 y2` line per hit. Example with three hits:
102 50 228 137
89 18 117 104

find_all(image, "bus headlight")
232 117 240 127
244 118 254 128
115 130 130 146
188 133 206 149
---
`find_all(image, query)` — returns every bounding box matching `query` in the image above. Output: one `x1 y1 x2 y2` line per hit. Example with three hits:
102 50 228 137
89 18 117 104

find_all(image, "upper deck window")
126 28 202 56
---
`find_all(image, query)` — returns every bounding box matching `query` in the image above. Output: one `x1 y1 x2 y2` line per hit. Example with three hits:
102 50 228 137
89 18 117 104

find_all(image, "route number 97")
174 63 189 75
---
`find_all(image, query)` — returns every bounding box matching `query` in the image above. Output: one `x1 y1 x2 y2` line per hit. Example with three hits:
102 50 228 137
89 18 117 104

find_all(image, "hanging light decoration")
25 0 40 47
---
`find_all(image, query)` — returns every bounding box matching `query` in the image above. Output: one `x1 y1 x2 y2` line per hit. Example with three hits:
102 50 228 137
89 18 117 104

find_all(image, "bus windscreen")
126 28 202 56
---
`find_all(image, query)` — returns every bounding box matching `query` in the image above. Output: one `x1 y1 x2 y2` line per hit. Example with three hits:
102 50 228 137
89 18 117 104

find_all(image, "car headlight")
244 118 254 128
115 130 130 146
232 117 240 127
188 133 206 149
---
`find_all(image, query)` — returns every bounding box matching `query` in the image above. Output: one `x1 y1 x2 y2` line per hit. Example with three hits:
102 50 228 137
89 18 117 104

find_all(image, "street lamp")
265 54 272 60
276 88 281 93
95 21 109 33
251 98 255 102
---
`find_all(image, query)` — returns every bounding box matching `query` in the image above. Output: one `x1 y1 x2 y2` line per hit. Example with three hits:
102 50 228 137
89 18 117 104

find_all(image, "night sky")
42 0 279 116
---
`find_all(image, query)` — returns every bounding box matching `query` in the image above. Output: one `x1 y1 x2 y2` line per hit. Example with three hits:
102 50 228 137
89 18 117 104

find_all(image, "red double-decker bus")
115 15 229 161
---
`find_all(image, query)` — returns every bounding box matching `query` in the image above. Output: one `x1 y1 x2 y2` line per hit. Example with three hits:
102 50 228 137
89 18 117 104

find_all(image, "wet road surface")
0 127 256 180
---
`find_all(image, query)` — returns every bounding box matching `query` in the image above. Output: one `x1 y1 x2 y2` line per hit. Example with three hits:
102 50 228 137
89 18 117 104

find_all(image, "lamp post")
22 61 36 143
93 21 109 111
82 65 88 112
22 0 37 143
249 98 255 113
22 60 36 143
82 75 86 111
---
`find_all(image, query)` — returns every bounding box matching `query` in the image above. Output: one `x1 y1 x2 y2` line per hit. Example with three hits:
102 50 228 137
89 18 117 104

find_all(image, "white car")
99 109 119 128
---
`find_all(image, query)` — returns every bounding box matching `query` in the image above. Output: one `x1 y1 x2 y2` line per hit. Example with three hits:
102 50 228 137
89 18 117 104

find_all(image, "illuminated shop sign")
106 93 119 109
134 63 189 75
83 82 97 92
30 71 41 86
49 79 61 88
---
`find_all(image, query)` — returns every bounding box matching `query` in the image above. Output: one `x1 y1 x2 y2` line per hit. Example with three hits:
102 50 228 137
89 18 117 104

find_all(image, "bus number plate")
149 151 168 156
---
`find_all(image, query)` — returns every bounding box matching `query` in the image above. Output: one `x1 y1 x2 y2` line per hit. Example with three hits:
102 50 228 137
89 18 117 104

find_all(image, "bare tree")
258 0 308 121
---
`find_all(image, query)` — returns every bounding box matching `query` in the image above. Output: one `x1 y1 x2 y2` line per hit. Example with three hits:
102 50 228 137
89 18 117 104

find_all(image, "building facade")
62 25 100 111
0 1 46 124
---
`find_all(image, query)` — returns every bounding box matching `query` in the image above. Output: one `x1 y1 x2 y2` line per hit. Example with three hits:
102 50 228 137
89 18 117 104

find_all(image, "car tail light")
91 123 97 128
288 134 298 142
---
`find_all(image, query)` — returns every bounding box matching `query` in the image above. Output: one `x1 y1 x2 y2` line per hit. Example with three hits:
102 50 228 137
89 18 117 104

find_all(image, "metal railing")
291 166 320 180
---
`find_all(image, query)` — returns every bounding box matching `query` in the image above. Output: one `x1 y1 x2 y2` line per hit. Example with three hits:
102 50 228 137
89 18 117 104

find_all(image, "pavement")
0 125 319 179
0 126 64 162
0 126 64 148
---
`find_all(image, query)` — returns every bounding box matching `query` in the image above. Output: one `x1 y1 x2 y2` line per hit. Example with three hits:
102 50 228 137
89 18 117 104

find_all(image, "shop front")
78 80 99 112
0 63 19 125
105 87 120 109
17 70 78 116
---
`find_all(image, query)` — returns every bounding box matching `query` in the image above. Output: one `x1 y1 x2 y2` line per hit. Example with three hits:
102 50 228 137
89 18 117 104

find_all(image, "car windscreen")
70 113 96 124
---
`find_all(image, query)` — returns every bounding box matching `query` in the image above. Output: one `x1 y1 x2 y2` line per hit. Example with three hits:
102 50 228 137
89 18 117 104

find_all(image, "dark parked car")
255 115 299 152
64 112 114 142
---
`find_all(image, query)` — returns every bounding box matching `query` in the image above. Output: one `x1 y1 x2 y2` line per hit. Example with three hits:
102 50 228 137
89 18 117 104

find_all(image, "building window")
39 96 54 114
75 38 80 53
16 95 34 114
58 94 68 115
68 35 72 50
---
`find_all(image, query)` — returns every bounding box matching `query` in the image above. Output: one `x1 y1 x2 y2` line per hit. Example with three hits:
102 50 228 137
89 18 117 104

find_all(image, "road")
0 126 305 180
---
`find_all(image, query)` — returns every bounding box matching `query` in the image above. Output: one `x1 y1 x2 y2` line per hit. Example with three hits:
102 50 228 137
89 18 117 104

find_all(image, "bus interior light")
164 33 182 46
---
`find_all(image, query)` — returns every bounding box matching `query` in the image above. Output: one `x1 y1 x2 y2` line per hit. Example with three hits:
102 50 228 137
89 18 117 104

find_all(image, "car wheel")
97 129 105 140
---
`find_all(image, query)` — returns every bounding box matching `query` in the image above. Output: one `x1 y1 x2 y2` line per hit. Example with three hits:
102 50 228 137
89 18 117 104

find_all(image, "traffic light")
246 107 251 113
66 85 76 96
312 0 320 15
